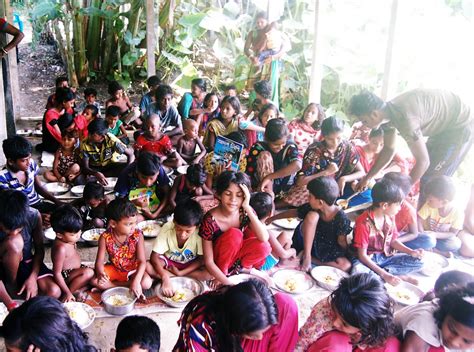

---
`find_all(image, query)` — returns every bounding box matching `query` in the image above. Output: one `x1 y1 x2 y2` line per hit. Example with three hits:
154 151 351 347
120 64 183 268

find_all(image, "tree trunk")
102 4 118 77
70 0 88 84
86 0 102 71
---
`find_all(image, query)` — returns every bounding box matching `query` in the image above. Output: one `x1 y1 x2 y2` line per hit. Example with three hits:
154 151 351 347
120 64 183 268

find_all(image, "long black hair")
178 279 278 351
434 282 474 329
330 273 396 347
3 296 97 352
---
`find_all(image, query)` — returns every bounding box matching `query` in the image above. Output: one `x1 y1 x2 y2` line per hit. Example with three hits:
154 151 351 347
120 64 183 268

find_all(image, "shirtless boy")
176 119 206 165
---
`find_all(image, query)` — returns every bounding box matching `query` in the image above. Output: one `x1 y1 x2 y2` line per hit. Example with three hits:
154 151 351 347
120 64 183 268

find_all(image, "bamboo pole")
146 0 156 76
308 0 321 103
381 0 398 100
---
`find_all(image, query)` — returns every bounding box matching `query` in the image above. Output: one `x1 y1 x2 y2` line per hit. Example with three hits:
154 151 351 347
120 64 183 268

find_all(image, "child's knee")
84 267 95 280
43 281 61 298
141 274 153 289
4 236 24 257
70 163 81 174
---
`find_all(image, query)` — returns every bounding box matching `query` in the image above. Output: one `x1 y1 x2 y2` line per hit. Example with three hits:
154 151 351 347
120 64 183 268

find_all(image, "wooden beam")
381 0 398 100
146 0 156 77
308 0 321 103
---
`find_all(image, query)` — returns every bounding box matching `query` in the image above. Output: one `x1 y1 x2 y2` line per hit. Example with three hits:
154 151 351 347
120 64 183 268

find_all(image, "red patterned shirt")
103 228 141 272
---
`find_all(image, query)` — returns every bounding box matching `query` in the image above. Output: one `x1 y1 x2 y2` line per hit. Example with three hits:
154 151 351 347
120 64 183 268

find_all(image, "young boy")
91 198 152 297
147 199 210 297
176 119 206 165
50 205 94 302
76 87 101 117
115 152 170 221
249 192 296 270
168 164 213 208
268 177 352 272
106 105 129 144
80 118 135 185
45 76 70 110
114 315 161 352
73 181 109 229
224 84 237 97
139 75 162 115
382 172 436 250
352 180 424 285
418 175 464 257
0 190 60 300
0 136 62 221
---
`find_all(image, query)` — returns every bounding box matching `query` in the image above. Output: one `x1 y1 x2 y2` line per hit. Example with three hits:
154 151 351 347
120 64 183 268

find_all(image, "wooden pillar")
308 0 322 103
145 0 156 77
381 0 398 100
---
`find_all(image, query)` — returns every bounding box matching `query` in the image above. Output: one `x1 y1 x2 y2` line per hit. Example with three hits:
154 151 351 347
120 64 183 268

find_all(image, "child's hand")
162 279 174 297
326 162 339 175
169 266 182 277
259 176 273 193
63 293 76 303
97 272 109 285
410 248 424 259
94 172 108 186
240 183 251 209
300 256 312 272
383 273 401 286
59 176 66 183
130 280 143 300
287 248 297 259
18 276 39 300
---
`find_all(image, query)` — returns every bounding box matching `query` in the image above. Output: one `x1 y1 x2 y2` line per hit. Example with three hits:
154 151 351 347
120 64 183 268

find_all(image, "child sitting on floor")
396 284 474 351
114 315 161 352
297 273 400 352
106 80 141 127
168 164 213 208
91 198 152 298
73 181 109 229
197 92 220 136
77 87 101 118
115 152 171 221
176 119 206 165
199 171 271 286
147 199 210 297
135 114 184 168
80 118 134 186
44 130 81 184
418 175 464 258
203 95 240 150
75 104 99 140
250 192 296 270
239 102 279 144
106 105 129 144
0 190 60 300
423 270 474 301
382 172 436 250
270 177 352 272
50 205 94 302
352 179 424 285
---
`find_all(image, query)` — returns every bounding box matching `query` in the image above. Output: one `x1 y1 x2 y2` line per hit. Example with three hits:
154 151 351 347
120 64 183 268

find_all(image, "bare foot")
400 275 419 285
74 290 88 302
433 248 453 259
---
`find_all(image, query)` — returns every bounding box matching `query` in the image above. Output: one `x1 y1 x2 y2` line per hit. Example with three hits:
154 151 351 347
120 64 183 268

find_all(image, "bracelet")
1 47 7 55
6 301 19 311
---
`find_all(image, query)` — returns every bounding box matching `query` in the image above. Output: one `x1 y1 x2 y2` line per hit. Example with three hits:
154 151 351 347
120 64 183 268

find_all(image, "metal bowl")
104 177 118 192
44 182 71 196
81 228 105 246
63 302 96 329
137 220 162 238
101 287 137 315
156 277 204 308
44 227 56 241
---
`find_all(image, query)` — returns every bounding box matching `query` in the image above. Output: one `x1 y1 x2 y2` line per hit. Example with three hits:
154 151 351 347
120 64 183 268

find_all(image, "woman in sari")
283 117 366 207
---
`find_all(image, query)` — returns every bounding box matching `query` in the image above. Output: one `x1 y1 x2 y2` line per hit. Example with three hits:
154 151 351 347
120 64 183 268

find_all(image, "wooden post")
308 0 321 103
5 2 20 120
146 0 156 77
381 0 398 100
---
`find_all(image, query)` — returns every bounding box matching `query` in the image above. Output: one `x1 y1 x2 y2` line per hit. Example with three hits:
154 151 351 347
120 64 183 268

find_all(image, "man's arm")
34 176 61 205
406 138 430 185
0 21 24 56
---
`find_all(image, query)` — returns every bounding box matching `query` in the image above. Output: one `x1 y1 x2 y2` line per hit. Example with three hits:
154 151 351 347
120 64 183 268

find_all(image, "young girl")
396 284 474 351
105 80 140 126
134 114 184 168
174 279 298 352
203 95 240 150
284 116 366 207
168 164 214 208
269 177 352 272
199 171 271 286
297 273 400 352
74 104 99 140
245 118 301 198
239 103 279 144
195 91 220 136
91 198 152 298
288 103 326 158
44 130 81 183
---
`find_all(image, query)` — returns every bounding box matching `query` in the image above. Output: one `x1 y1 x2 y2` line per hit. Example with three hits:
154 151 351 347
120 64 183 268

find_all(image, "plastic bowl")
101 287 137 315
156 277 204 308
71 185 85 197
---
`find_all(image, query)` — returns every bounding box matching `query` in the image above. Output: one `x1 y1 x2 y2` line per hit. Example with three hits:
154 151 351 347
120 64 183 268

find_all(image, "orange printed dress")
103 229 140 282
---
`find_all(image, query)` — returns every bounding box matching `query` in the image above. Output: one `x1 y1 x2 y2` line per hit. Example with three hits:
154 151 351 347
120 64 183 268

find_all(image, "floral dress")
103 228 140 272
288 119 321 158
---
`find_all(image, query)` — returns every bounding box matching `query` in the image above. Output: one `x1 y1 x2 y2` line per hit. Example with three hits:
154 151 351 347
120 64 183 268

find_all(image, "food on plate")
142 224 159 236
64 305 92 328
105 294 133 306
169 288 194 302
322 275 337 284
284 278 298 292
337 199 349 209
386 285 419 305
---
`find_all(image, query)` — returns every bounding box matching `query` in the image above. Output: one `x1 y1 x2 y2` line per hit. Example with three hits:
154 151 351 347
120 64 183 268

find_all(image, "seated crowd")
0 74 473 352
